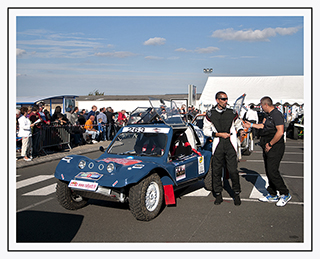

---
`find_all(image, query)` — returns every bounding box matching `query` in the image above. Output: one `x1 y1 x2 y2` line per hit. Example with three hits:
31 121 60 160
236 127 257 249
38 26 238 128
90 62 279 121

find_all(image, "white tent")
198 76 304 109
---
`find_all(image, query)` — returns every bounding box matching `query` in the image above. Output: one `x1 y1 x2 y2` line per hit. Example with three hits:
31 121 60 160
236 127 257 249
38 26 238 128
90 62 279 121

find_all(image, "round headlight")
78 160 86 169
107 163 115 173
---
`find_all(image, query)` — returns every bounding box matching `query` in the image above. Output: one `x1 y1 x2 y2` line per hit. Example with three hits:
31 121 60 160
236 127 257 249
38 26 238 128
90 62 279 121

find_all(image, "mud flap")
163 185 176 205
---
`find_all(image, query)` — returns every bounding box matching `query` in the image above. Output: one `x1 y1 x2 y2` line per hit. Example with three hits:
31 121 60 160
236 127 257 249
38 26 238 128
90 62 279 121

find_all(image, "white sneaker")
276 194 292 207
92 140 98 144
259 194 279 202
24 158 32 162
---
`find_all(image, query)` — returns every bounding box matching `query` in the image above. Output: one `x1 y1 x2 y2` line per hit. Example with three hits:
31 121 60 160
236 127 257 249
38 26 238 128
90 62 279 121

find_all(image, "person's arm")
265 125 284 152
244 118 265 130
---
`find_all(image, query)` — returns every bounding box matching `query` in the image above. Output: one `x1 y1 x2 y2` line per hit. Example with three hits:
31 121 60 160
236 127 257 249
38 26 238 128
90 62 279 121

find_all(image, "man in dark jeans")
244 96 291 207
105 107 117 140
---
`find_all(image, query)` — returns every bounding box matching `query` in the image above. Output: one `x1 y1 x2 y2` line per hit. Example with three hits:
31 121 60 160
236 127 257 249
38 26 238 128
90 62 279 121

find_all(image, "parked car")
54 98 213 221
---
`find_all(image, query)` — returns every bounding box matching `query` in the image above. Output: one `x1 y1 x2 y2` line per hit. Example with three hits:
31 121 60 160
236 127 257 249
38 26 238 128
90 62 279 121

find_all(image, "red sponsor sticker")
99 158 142 166
68 180 98 191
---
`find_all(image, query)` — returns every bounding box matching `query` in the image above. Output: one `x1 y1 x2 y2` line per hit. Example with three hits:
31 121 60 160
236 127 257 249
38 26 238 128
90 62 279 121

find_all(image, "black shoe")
234 193 241 206
214 193 223 205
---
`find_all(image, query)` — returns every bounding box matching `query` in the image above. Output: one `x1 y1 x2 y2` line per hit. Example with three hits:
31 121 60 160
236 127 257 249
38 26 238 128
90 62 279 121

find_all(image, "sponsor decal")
122 126 170 134
132 164 145 169
98 158 142 166
176 165 186 181
62 157 73 163
68 180 98 191
76 172 103 180
112 180 119 187
198 156 205 174
61 174 64 180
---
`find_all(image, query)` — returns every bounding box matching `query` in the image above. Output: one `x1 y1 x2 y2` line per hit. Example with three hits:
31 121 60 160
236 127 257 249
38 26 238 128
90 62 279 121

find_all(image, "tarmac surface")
14 138 307 248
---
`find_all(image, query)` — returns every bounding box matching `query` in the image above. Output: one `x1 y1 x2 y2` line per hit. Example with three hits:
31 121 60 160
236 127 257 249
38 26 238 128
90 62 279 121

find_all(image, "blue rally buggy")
55 98 213 221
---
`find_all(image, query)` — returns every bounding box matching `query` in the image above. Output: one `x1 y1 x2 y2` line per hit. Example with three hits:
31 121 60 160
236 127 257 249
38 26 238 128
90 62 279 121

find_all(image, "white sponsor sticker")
68 180 98 191
198 156 205 174
122 126 170 134
176 165 186 181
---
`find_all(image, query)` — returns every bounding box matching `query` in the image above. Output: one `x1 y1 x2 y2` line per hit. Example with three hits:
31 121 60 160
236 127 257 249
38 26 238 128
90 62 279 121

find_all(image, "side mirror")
99 146 105 152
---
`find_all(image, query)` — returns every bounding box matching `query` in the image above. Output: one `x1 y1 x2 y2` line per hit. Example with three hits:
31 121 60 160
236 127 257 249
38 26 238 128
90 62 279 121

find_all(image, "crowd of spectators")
16 101 201 161
16 103 129 161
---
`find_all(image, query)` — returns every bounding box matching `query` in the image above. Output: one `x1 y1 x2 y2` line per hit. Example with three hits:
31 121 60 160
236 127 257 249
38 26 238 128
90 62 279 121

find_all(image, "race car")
54 98 212 221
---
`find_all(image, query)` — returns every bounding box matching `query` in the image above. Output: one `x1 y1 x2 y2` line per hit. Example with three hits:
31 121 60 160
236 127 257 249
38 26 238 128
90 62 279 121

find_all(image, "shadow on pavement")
17 210 84 242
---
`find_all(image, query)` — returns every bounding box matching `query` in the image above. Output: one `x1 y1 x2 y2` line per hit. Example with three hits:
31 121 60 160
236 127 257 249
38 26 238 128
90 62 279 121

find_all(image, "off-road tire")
128 173 164 221
203 157 213 191
56 180 88 210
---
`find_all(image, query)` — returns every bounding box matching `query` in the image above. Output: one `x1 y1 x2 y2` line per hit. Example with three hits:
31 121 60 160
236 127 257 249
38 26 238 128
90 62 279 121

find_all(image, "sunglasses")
218 98 228 101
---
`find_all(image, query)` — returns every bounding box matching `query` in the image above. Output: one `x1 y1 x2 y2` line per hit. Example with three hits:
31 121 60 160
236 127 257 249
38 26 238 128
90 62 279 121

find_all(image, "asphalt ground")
12 138 309 251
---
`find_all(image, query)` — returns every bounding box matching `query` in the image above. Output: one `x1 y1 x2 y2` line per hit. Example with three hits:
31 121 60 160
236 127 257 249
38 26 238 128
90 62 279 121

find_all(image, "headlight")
107 163 115 173
78 160 86 169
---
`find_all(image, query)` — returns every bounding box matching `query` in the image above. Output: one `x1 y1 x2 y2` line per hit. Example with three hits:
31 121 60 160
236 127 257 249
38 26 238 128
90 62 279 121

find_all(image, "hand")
243 121 251 129
265 143 272 152
219 133 231 139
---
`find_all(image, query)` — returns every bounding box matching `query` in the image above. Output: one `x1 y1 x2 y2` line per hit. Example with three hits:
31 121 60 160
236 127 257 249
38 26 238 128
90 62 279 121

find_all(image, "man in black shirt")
244 96 291 207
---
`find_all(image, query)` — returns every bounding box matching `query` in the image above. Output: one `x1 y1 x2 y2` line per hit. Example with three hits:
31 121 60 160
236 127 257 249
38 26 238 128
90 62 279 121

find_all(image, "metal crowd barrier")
40 125 72 152
37 122 126 153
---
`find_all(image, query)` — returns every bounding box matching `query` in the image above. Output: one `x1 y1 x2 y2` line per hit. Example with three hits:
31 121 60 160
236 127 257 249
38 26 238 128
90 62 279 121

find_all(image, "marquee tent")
198 76 304 108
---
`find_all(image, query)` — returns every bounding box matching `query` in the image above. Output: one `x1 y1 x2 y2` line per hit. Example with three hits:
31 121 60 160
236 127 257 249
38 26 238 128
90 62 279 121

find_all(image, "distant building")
76 94 201 113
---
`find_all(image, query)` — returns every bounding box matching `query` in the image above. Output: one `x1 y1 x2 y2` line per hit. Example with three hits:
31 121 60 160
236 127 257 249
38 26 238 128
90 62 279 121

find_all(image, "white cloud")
16 48 26 57
18 39 102 48
144 56 164 60
94 51 137 58
143 37 166 46
167 56 180 60
210 55 227 58
175 46 219 54
211 27 300 42
175 48 192 52
195 47 220 53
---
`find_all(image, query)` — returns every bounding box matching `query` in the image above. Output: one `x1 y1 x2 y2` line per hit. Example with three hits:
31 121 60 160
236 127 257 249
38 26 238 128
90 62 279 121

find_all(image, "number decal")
127 127 145 133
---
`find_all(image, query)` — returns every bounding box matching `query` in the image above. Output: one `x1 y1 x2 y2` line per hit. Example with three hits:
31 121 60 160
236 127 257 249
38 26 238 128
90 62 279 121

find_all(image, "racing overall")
260 109 289 196
203 107 243 194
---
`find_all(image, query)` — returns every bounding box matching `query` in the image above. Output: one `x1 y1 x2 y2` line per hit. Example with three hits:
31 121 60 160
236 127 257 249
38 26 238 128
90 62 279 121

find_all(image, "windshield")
108 130 168 157
127 107 158 124
149 98 186 126
233 94 246 116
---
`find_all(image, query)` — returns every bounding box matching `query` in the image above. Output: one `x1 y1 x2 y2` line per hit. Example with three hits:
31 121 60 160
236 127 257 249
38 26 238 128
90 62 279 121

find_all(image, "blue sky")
16 15 304 97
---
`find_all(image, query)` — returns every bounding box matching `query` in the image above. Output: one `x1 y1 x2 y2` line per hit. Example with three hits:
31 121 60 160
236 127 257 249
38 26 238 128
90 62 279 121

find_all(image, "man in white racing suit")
203 91 244 206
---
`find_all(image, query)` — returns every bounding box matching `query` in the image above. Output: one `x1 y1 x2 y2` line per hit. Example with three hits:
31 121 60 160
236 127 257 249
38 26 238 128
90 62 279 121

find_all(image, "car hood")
54 154 167 188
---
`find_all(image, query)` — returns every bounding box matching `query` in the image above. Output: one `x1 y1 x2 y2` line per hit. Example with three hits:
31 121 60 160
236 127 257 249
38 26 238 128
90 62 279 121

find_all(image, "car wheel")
128 173 164 221
56 180 88 210
204 157 213 191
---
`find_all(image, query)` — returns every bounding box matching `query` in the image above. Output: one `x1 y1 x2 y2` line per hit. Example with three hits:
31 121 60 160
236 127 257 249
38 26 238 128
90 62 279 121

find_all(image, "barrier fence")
40 125 72 152
17 123 122 154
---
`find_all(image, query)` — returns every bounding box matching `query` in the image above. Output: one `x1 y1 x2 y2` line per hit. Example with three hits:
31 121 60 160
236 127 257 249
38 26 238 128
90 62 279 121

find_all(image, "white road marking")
23 183 57 196
184 187 211 197
253 151 303 155
222 197 303 205
17 197 55 213
243 160 303 164
249 175 269 199
16 175 54 189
